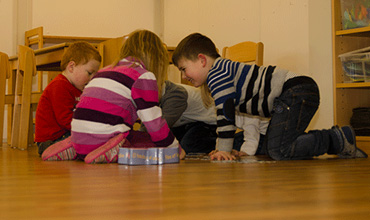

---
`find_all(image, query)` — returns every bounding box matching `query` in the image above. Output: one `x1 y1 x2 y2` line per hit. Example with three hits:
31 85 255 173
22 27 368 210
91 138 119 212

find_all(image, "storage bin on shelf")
339 46 370 83
341 0 370 30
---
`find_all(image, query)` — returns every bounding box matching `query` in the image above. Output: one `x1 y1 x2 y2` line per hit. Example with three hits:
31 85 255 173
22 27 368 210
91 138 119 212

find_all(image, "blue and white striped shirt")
207 58 290 151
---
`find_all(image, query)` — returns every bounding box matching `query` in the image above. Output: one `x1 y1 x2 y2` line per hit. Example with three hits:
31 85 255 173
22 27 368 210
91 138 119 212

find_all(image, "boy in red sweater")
35 42 101 155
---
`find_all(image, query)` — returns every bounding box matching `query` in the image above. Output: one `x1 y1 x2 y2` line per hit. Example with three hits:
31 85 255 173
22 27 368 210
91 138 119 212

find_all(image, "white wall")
163 0 261 51
0 0 16 142
261 0 309 73
163 0 333 131
164 0 309 73
308 0 333 130
0 0 17 54
32 0 159 38
0 0 333 141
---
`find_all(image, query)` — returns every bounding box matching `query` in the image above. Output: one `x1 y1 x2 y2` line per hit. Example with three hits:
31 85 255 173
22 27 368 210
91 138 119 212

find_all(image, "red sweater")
35 74 81 142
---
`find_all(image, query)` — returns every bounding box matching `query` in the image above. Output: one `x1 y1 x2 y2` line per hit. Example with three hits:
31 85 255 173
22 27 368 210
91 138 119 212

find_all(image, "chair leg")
28 106 36 147
6 70 16 147
11 97 21 149
7 104 13 146
18 64 33 150
0 83 5 146
11 58 33 150
0 53 8 145
0 114 4 146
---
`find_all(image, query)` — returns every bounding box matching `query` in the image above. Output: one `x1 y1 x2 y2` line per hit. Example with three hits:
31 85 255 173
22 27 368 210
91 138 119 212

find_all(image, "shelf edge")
336 26 370 36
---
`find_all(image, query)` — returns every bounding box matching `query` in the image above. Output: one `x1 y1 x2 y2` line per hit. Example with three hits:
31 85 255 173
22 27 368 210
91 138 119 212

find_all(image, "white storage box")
339 46 370 83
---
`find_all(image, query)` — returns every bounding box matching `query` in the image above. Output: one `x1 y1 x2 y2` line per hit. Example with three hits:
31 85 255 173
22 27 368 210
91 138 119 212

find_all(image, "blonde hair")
200 84 214 108
112 30 168 100
60 41 101 71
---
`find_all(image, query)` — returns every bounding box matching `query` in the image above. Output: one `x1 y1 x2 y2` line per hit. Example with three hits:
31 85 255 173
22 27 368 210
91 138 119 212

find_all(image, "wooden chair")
25 26 110 47
222 41 264 66
11 45 41 150
24 27 53 146
25 26 44 50
25 26 111 87
0 52 15 145
98 35 128 68
25 26 45 94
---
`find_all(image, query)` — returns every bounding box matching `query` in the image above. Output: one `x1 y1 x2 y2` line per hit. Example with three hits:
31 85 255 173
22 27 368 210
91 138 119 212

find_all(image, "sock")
327 127 342 154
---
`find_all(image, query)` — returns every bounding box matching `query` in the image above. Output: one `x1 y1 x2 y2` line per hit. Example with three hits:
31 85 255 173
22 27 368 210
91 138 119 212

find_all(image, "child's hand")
179 148 186 160
231 149 248 157
209 150 236 161
208 150 218 156
231 149 239 156
238 151 248 157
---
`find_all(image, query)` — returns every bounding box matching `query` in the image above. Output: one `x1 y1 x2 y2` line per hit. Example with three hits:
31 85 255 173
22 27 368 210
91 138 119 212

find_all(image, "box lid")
339 46 370 58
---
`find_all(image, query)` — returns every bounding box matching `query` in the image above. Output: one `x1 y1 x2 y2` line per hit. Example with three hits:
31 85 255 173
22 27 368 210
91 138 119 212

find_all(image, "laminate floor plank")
1 143 370 220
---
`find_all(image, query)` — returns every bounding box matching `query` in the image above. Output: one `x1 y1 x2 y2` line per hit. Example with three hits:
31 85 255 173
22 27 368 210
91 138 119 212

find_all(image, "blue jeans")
233 132 265 155
264 76 340 160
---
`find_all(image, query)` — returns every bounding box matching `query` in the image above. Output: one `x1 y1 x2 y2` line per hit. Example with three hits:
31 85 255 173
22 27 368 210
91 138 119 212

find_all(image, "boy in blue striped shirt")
172 33 367 161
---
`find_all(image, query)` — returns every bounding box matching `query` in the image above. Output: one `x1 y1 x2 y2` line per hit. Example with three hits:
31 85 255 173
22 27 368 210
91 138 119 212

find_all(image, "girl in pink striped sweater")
42 30 184 163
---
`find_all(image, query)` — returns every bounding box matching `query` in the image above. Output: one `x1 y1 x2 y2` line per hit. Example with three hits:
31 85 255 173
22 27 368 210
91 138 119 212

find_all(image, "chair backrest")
222 41 264 66
18 46 37 79
17 45 39 104
0 52 10 143
25 26 45 93
98 35 128 68
0 52 10 81
25 26 44 49
11 45 37 149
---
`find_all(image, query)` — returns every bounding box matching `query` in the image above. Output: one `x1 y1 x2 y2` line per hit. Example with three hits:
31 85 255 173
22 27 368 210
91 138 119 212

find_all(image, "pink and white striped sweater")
71 57 178 155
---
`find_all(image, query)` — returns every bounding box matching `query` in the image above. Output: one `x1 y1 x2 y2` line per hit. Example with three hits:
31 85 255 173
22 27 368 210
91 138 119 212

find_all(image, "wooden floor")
1 142 370 220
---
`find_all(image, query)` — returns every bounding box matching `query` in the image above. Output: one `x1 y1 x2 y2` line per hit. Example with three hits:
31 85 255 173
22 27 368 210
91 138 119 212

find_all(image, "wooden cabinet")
332 0 370 147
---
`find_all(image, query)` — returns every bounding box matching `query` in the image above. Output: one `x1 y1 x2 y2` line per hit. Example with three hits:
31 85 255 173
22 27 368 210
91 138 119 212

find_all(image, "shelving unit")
332 0 370 148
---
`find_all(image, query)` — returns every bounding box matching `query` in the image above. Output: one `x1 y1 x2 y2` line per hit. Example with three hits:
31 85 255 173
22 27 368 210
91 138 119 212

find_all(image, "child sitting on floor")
158 80 218 154
42 29 185 163
171 33 368 161
35 41 101 156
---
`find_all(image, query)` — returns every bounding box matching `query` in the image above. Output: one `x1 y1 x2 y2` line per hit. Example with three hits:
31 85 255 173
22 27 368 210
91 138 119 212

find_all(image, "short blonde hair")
60 41 101 71
112 30 168 100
